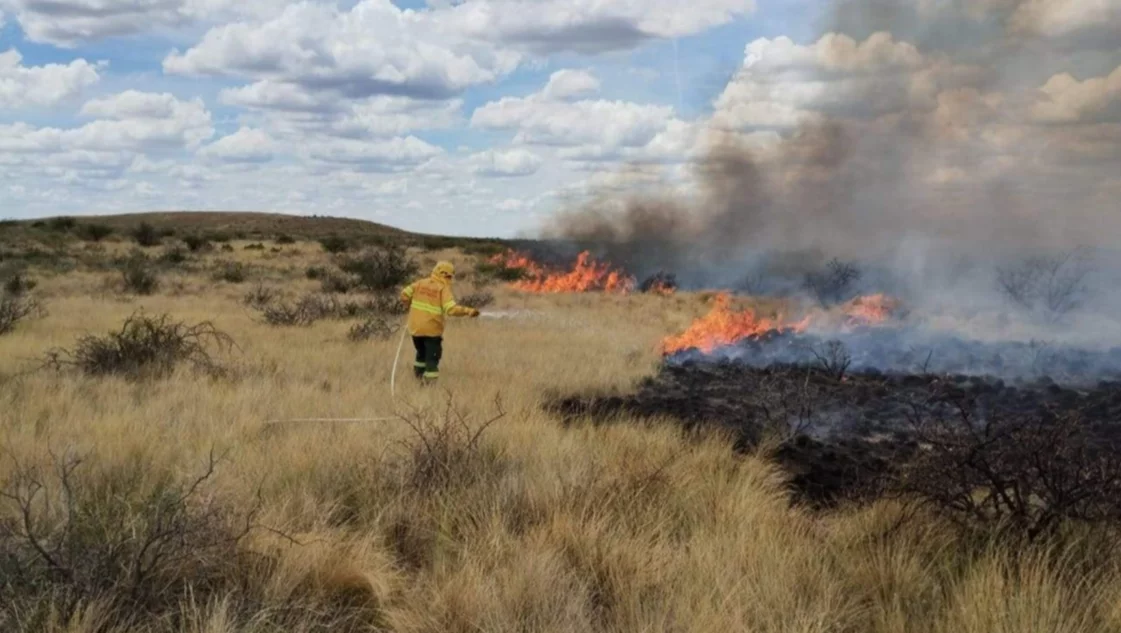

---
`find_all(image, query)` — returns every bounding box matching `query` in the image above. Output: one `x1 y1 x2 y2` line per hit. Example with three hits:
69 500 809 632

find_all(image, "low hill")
1 211 510 252
65 211 408 240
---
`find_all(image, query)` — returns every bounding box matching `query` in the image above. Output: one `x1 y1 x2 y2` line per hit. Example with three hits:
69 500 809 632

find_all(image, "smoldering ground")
527 0 1121 351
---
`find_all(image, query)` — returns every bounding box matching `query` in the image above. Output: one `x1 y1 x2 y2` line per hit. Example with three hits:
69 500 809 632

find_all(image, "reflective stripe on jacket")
400 275 472 336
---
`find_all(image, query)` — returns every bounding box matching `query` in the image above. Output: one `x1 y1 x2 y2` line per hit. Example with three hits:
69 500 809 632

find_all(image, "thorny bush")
996 248 1094 324
896 388 1121 541
347 316 399 342
0 449 254 629
803 258 862 307
42 313 237 380
335 244 418 293
459 291 495 310
0 293 44 337
394 396 507 492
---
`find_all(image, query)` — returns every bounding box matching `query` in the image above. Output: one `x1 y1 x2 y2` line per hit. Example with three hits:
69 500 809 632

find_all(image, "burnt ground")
550 331 1121 507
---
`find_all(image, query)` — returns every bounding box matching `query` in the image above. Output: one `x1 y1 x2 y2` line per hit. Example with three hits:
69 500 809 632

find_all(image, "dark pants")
412 336 443 380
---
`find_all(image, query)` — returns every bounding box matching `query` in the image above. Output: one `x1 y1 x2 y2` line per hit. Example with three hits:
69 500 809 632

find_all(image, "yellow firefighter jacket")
400 275 474 337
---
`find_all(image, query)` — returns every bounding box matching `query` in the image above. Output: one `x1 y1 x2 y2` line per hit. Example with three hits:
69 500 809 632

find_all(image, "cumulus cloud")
541 69 600 101
471 69 684 164
1031 64 1121 124
470 148 543 176
198 127 274 163
0 48 102 109
711 32 981 131
0 0 289 47
164 1 520 100
1009 0 1121 40
2 91 212 154
305 135 444 170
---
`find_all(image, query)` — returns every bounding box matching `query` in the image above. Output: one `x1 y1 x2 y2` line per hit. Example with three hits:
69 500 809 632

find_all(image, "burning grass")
488 249 636 294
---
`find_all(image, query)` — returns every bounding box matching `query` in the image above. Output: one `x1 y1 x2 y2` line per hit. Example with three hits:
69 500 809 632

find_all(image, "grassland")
2 218 1121 632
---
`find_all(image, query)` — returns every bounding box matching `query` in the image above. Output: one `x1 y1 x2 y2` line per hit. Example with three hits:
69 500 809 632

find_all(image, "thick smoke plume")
535 0 1121 352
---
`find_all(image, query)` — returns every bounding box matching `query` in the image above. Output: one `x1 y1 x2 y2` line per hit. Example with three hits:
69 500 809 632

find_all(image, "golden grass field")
3 237 1121 632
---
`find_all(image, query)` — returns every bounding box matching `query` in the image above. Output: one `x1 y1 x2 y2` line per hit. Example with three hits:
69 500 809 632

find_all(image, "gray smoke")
535 0 1121 351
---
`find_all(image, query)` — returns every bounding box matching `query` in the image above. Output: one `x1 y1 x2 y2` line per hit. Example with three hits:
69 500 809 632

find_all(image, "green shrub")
319 235 350 254
4 271 36 296
46 216 77 232
119 252 159 295
276 233 296 244
132 222 160 247
158 245 188 265
305 265 327 280
76 223 113 242
183 234 211 252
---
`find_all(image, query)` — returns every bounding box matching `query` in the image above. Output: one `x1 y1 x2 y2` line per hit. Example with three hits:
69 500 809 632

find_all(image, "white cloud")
1009 0 1121 39
541 69 600 100
0 91 212 155
1031 64 1121 124
0 0 291 47
164 1 520 100
712 32 979 131
0 48 101 109
305 135 444 170
198 127 274 163
470 148 542 176
472 73 677 151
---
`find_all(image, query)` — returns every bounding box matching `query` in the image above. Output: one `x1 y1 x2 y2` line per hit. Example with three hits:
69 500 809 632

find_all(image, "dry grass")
2 239 1121 632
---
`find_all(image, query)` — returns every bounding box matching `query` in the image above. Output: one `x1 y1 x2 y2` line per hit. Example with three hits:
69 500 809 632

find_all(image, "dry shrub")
242 283 279 309
42 313 236 380
803 258 862 306
0 293 44 336
347 317 399 342
996 248 1094 324
119 252 159 295
459 291 495 310
212 261 248 283
896 395 1121 541
335 245 417 293
395 397 507 493
320 273 354 294
257 293 406 327
0 449 252 629
4 271 36 296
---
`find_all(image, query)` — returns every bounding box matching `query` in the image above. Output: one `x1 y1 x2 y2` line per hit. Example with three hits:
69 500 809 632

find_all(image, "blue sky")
0 0 1118 240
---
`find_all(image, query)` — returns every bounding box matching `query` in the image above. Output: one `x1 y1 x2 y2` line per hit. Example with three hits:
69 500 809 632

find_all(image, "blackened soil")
549 359 1121 507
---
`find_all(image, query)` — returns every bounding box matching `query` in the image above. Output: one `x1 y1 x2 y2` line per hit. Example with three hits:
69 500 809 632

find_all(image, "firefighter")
399 261 480 383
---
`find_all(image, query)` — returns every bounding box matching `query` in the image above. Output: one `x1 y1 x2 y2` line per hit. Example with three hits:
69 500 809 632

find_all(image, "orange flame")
648 280 676 297
842 293 899 328
661 293 809 355
662 293 900 355
491 249 636 294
